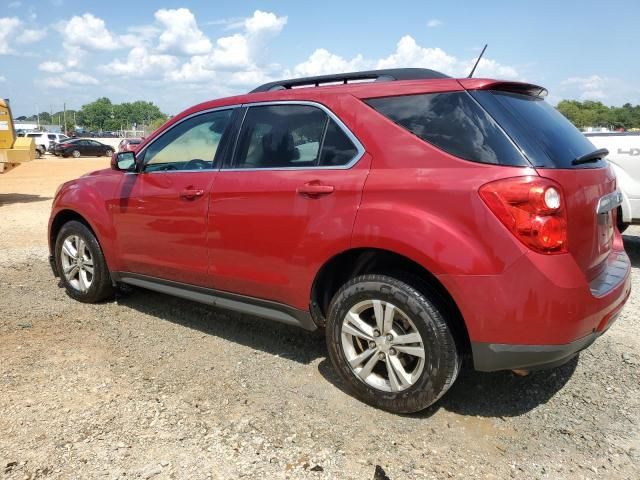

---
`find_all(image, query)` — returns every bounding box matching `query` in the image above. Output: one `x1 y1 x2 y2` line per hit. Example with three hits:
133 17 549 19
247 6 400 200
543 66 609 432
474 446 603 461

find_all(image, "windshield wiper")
572 148 609 165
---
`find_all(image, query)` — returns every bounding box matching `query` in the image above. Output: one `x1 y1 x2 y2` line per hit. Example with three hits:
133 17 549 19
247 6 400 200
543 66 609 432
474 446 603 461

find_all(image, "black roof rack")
249 68 450 93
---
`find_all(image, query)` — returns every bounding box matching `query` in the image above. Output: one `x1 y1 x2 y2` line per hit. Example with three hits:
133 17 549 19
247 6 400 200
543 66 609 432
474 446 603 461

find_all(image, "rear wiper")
572 148 609 165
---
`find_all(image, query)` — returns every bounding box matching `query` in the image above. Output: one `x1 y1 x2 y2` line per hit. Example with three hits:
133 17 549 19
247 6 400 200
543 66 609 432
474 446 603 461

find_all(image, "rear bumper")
439 246 631 371
472 328 603 372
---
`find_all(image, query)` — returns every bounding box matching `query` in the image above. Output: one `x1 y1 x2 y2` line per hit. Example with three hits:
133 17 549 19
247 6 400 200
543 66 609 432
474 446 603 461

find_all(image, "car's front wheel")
55 221 114 303
326 274 460 414
104 148 114 157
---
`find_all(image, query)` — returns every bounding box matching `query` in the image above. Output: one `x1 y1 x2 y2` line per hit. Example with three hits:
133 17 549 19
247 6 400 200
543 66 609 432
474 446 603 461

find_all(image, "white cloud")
376 36 458 72
44 71 99 88
59 13 119 51
17 28 47 44
292 49 367 77
165 55 218 82
155 8 212 56
0 76 6 82
158 10 287 83
39 61 65 73
0 17 21 54
244 10 287 35
102 46 178 77
427 19 443 28
291 35 519 81
561 75 608 100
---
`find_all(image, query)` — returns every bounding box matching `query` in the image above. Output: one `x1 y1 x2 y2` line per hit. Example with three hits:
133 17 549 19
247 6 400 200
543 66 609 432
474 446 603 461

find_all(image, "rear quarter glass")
471 90 604 169
365 91 529 167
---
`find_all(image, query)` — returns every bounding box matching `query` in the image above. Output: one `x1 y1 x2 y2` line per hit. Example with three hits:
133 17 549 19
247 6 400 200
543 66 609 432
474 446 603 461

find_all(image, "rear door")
472 89 619 281
207 102 370 309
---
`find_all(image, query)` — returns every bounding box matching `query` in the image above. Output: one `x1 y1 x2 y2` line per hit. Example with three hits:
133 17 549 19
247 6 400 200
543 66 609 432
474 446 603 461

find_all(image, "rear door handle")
296 182 335 197
180 188 205 200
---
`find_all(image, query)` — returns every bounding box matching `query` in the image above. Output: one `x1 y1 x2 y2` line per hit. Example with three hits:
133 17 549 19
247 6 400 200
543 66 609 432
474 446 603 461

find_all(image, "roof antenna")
468 44 488 78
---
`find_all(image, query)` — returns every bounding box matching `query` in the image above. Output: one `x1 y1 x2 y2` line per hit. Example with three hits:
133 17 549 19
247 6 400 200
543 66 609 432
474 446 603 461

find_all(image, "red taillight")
479 176 568 254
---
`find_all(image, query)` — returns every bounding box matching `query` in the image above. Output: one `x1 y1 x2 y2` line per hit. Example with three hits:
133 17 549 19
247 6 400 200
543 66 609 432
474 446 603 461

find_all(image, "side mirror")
111 151 137 172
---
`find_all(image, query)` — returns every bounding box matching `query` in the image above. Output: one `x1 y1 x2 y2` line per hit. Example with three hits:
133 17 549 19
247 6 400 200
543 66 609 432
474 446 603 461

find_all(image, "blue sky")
1 0 639 118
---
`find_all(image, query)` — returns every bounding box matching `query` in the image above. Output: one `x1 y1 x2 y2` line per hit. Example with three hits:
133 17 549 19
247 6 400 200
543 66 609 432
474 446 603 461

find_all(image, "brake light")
479 176 568 254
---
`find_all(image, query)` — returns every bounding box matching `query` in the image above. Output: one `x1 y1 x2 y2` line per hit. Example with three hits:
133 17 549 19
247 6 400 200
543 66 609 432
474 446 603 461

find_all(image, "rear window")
471 90 599 168
365 92 527 166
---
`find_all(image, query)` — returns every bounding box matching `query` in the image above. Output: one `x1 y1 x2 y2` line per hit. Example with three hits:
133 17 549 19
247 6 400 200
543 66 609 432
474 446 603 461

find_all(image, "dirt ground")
1 157 639 479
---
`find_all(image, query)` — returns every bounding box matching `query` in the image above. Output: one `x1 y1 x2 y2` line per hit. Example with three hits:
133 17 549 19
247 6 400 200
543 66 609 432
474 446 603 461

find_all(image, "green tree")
556 100 640 130
78 98 167 131
80 97 114 131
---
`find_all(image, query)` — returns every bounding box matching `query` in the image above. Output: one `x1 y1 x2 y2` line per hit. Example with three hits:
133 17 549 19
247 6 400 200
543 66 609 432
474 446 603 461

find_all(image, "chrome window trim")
133 105 240 174
223 100 365 171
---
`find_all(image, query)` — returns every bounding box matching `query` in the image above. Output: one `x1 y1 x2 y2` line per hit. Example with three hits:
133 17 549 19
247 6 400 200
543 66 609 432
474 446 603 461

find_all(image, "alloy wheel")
341 299 425 392
60 235 94 292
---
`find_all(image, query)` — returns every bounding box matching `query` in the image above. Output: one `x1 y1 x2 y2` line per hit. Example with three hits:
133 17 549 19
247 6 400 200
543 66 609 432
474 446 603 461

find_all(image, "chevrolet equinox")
48 68 631 413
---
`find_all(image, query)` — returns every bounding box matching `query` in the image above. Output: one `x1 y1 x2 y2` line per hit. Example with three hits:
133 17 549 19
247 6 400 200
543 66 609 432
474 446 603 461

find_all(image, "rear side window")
471 90 599 168
365 92 527 166
232 104 360 169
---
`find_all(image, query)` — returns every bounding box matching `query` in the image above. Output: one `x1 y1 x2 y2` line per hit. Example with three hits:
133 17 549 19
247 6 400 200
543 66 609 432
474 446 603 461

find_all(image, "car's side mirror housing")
111 151 137 172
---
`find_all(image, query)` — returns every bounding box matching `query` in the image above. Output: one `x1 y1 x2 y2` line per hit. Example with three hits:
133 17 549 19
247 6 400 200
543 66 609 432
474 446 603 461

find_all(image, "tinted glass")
234 105 327 169
48 134 56 140
472 90 599 168
143 109 232 172
366 92 527 166
320 119 358 167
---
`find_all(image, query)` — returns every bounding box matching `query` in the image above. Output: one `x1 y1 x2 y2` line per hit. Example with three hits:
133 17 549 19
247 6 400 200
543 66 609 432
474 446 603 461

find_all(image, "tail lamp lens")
479 176 568 254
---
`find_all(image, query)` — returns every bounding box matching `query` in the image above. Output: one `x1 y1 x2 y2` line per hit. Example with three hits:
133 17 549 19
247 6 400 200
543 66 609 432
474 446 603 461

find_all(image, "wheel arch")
310 247 471 357
49 209 99 254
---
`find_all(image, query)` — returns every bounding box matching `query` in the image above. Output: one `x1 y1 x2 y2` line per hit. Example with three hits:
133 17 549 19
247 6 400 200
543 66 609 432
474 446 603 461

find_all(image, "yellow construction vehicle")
0 98 37 173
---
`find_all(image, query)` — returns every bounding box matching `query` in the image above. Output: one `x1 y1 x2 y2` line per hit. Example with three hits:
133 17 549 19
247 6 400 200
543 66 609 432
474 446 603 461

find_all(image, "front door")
111 108 234 285
207 103 370 309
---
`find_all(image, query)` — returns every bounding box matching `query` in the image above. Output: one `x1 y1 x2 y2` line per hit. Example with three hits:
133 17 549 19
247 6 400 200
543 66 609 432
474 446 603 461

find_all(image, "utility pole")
63 102 67 134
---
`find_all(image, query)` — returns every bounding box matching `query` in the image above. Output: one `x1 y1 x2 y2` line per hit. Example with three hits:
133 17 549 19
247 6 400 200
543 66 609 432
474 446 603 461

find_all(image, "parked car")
117 137 143 153
48 68 631 413
53 138 114 158
584 132 640 233
20 132 69 152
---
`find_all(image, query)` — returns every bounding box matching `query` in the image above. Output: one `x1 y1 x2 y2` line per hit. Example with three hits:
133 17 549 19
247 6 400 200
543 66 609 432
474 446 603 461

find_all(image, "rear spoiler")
458 79 548 98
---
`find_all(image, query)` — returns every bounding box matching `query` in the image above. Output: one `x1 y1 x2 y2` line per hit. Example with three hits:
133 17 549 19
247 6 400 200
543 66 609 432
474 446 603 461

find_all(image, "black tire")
72 150 81 158
326 274 460 414
55 220 114 303
617 207 629 234
105 149 114 157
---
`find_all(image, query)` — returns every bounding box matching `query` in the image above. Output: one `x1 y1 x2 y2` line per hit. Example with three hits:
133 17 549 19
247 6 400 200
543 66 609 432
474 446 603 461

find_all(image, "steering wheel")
184 159 211 170
159 164 179 171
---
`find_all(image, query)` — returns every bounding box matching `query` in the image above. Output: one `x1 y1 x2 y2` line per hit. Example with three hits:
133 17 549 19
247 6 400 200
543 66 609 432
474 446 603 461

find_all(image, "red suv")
48 69 631 413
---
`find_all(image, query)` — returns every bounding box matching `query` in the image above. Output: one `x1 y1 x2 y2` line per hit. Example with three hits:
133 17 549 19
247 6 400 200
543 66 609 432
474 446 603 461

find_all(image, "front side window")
142 109 233 172
365 92 527 166
232 104 360 169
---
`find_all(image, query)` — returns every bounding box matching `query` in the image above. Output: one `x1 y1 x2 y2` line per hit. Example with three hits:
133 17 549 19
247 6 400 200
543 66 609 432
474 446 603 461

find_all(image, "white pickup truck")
585 132 640 232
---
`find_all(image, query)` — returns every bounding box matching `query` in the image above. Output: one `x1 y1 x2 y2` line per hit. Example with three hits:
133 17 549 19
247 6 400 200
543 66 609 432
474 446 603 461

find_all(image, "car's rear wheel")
326 274 460 414
72 150 81 158
55 221 114 303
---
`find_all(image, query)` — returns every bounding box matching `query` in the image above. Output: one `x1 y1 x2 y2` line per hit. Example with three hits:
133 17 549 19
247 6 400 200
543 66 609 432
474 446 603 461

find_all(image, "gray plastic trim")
111 272 317 331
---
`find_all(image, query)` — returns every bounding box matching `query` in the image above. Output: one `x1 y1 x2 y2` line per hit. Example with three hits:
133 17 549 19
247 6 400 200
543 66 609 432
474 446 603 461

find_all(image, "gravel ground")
1 159 639 479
